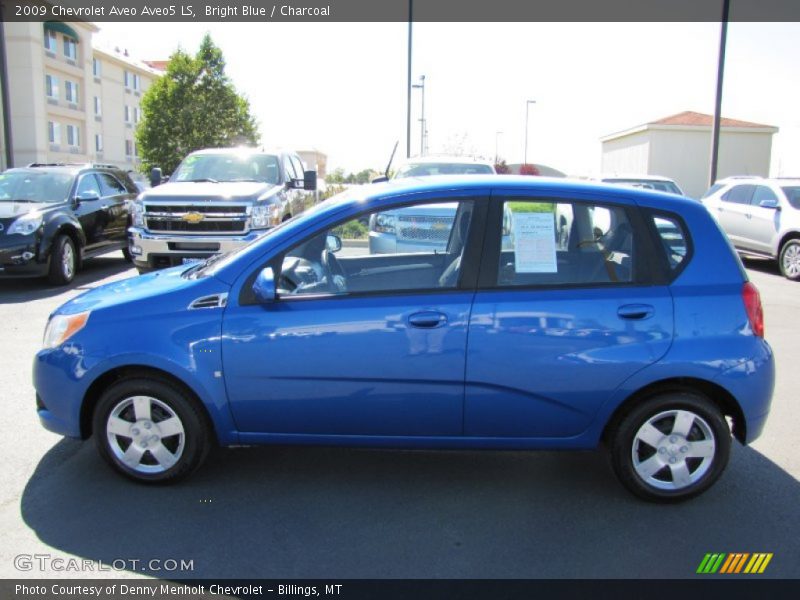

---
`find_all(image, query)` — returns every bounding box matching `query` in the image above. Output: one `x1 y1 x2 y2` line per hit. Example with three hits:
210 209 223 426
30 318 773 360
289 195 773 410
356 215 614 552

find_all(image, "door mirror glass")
326 234 342 253
758 199 780 210
150 167 162 187
76 189 100 202
303 170 317 191
252 267 277 303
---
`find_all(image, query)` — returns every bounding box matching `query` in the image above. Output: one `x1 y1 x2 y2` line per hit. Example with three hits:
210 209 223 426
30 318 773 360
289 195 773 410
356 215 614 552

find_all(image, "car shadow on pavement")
741 256 781 277
0 256 134 303
20 439 800 579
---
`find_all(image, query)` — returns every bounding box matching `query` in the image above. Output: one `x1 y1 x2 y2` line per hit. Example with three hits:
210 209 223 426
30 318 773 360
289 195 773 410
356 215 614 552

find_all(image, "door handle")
617 304 654 320
408 311 447 328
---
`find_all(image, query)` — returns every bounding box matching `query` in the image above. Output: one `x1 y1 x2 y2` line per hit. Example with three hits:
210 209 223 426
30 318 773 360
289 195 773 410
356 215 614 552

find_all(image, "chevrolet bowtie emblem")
182 212 205 224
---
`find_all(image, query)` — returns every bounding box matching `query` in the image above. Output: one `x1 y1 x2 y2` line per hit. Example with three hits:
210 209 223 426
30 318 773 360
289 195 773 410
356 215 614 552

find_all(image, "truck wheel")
47 235 77 285
779 239 800 281
93 377 210 483
609 391 730 503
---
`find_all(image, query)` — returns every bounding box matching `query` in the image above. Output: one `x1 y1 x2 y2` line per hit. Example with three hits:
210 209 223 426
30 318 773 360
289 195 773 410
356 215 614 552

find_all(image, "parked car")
128 148 316 272
369 156 496 253
0 163 136 285
34 176 773 502
701 177 800 280
598 174 685 196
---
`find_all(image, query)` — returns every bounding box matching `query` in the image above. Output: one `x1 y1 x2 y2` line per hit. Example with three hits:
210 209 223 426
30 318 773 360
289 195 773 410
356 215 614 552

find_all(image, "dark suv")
0 163 136 285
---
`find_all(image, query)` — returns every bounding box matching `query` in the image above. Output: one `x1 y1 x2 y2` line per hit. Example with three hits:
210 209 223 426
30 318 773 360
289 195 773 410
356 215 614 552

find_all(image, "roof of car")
188 147 291 156
599 174 678 183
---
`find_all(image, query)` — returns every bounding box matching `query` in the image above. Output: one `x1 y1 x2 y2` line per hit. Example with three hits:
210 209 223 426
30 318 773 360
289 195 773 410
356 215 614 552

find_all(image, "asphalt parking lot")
0 253 798 580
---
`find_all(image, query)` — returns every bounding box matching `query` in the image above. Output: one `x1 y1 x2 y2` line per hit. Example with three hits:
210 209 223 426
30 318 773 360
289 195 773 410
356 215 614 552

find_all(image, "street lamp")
412 75 426 156
524 99 536 165
495 131 503 164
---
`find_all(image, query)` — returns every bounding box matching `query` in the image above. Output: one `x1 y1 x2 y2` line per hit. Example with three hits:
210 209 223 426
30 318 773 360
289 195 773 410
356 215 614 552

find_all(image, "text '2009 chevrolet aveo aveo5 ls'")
33 176 774 502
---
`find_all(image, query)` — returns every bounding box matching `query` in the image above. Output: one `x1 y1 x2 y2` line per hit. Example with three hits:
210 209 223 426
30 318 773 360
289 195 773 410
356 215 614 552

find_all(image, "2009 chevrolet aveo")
34 177 774 502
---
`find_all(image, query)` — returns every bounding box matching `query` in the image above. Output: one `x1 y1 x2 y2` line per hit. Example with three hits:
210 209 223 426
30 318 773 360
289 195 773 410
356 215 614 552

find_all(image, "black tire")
609 392 730 503
93 377 210 483
778 239 800 281
282 213 292 222
122 247 133 263
47 234 77 285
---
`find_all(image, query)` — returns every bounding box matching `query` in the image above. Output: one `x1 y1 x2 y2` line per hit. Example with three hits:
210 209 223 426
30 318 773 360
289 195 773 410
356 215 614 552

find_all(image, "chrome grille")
397 215 453 242
144 204 248 235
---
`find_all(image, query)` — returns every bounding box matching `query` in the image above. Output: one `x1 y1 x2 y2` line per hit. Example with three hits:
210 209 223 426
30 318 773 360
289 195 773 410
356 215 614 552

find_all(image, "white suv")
701 177 800 280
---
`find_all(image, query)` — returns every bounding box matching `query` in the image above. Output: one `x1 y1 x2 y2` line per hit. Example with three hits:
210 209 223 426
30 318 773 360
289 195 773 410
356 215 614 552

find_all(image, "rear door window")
496 199 634 286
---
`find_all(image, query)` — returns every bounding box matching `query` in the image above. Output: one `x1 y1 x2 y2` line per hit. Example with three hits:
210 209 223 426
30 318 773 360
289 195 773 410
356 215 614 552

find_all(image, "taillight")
742 282 764 338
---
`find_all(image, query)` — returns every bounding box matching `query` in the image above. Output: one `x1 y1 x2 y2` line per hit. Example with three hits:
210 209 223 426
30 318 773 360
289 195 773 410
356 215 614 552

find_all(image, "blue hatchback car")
33 177 774 502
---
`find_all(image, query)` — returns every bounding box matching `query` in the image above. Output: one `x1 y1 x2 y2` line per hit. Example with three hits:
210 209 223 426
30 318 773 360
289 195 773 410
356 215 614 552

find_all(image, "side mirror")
303 170 317 191
150 167 162 187
759 199 781 210
371 175 389 184
326 234 342 253
252 267 276 303
75 190 100 203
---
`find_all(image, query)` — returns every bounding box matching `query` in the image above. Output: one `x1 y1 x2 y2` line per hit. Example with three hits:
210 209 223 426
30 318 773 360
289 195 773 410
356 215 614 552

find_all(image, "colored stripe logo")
697 553 773 574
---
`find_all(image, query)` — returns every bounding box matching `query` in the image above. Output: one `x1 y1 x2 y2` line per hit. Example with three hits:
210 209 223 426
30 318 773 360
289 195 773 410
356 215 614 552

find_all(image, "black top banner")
2 0 800 23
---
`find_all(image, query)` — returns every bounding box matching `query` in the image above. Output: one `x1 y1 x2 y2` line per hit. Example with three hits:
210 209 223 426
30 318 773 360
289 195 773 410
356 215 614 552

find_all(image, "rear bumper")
713 339 775 445
128 227 265 269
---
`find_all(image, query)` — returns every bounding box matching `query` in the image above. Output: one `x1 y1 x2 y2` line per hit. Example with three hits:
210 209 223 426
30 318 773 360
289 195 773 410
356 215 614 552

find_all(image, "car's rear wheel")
779 239 800 281
609 392 730 502
93 378 210 483
47 234 77 285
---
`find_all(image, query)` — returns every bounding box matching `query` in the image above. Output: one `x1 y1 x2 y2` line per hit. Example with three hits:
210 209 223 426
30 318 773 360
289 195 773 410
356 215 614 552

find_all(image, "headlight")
43 312 90 349
7 212 43 235
251 203 279 230
372 213 396 234
131 201 145 227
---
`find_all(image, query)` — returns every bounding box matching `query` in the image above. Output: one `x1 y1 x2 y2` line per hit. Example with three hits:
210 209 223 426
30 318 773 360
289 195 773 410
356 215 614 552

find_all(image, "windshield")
394 162 494 178
0 170 74 203
781 186 800 209
171 153 281 184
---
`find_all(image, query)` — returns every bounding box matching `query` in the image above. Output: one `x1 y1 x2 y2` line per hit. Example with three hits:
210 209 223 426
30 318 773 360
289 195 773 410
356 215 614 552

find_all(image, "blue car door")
464 191 675 438
221 196 486 438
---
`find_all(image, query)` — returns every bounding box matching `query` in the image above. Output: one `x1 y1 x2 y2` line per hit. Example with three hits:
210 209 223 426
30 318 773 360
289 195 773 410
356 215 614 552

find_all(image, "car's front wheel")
93 377 210 483
609 392 730 502
47 234 77 285
779 239 800 281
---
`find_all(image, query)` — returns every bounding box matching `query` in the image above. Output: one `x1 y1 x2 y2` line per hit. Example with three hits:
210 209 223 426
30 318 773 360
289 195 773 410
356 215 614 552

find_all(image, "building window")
45 74 59 100
94 96 101 116
124 105 131 123
66 125 80 147
92 58 102 77
125 140 133 156
44 30 57 53
95 134 103 152
65 80 79 104
48 121 61 144
134 106 141 123
124 70 131 89
63 36 77 61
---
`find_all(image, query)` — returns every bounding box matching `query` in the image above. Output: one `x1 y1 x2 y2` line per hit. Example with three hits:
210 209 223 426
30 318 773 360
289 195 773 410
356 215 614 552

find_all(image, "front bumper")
128 227 265 270
0 235 47 278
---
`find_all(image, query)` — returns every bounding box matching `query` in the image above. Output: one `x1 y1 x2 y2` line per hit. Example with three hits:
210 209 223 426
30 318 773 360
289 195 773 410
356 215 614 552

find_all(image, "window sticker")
512 211 557 273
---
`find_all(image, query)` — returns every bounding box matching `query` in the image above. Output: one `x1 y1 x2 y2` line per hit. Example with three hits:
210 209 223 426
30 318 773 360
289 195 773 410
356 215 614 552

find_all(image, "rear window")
651 215 688 271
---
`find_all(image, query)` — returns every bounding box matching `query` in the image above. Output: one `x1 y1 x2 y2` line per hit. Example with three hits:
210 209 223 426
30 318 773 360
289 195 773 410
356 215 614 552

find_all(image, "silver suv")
702 177 800 280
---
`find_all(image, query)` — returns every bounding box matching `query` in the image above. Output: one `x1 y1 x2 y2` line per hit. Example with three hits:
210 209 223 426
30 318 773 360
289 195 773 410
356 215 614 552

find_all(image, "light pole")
524 99 536 165
495 131 503 164
412 75 426 156
406 0 413 158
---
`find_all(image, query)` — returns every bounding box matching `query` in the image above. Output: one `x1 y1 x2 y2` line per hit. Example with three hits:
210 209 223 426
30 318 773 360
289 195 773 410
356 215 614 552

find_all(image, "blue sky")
96 21 800 177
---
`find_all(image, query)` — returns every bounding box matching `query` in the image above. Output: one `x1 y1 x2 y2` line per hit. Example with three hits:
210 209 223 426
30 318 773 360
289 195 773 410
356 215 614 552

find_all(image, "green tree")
136 34 259 174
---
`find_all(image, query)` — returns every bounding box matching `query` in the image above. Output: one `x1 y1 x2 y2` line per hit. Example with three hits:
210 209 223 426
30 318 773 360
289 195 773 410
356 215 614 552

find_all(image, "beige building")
0 21 162 171
600 111 779 199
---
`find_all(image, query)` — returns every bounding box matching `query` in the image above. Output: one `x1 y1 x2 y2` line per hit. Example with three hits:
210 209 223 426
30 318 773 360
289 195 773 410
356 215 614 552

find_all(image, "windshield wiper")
2 198 38 203
185 178 218 183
